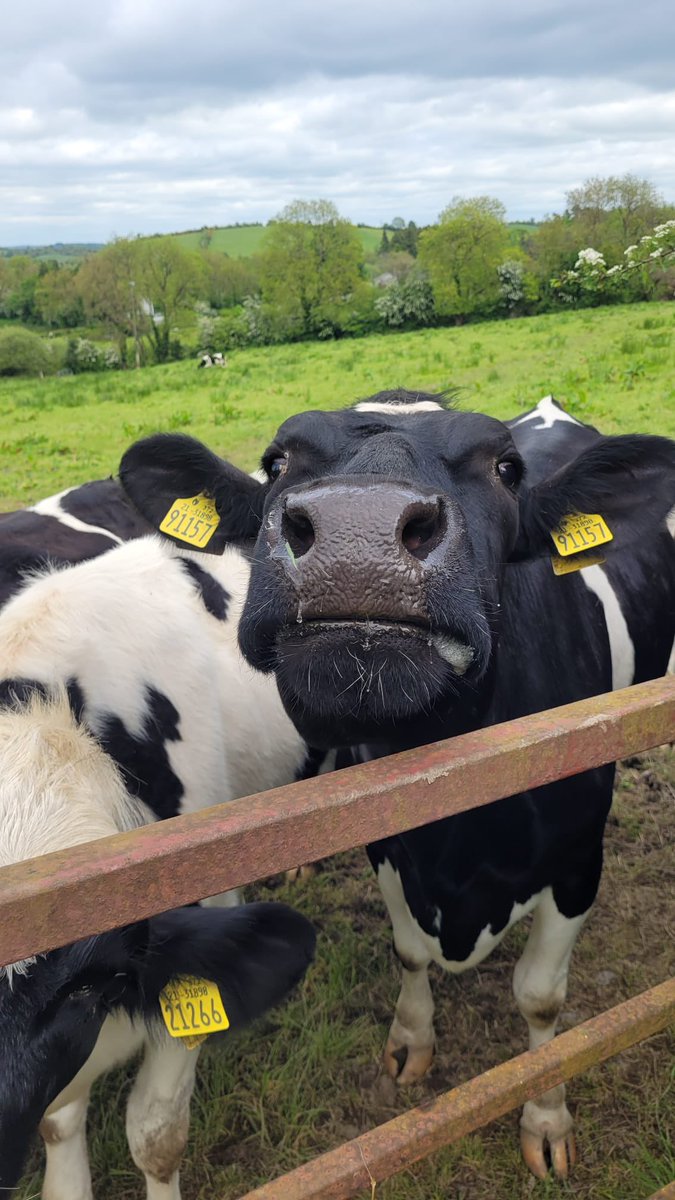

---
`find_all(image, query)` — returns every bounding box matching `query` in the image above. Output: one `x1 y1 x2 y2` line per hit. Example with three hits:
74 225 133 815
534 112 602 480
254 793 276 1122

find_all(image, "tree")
390 221 419 256
0 327 54 376
259 200 364 337
200 251 260 309
77 239 148 364
34 266 83 327
136 239 203 362
419 197 510 319
565 175 673 263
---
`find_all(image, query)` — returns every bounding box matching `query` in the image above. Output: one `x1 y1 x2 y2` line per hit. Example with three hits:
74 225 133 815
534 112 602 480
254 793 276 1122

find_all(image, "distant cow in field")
0 534 316 1195
198 352 227 368
116 393 675 1179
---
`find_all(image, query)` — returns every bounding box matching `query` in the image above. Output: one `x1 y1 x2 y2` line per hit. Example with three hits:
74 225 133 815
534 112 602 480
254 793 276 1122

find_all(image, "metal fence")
1 675 673 1197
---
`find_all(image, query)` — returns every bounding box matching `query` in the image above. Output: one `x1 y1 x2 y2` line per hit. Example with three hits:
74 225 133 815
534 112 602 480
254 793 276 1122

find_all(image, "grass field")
1 300 673 511
158 224 384 258
3 300 674 1199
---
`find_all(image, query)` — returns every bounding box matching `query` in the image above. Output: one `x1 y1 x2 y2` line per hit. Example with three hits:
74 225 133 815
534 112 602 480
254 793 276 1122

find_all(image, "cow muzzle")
263 479 472 672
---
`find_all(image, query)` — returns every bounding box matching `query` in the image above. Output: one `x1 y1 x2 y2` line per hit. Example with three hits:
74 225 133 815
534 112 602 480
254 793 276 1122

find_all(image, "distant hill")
1 221 538 263
0 242 104 263
162 224 384 257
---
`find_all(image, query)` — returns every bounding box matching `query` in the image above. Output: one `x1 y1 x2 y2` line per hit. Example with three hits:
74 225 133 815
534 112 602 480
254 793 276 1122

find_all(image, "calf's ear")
512 434 675 560
129 902 316 1031
119 433 267 552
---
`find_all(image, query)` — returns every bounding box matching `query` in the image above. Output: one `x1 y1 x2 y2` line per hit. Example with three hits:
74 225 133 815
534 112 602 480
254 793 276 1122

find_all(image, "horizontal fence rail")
0 676 673 968
240 978 675 1200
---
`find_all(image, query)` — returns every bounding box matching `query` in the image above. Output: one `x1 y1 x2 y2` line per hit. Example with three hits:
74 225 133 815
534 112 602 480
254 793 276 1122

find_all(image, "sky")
2 0 675 245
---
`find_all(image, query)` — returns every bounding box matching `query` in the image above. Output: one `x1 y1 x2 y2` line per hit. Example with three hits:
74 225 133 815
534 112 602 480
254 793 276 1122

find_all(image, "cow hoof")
285 864 316 883
520 1127 577 1179
383 1038 433 1084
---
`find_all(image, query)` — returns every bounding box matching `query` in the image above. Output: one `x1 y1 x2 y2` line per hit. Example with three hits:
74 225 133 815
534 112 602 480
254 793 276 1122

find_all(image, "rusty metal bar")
0 677 673 967
647 1185 675 1199
239 978 675 1200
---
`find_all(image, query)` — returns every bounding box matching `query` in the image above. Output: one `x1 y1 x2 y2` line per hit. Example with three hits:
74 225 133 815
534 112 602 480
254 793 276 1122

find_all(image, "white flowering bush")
374 276 435 327
551 220 675 306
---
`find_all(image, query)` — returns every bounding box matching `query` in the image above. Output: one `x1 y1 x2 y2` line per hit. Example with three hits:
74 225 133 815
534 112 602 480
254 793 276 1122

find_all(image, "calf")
0 535 316 1196
119 394 675 1179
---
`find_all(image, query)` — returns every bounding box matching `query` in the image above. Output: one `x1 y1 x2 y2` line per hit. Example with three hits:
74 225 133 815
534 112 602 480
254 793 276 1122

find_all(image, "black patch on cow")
180 559 230 621
0 677 49 710
96 686 184 820
66 678 86 724
294 744 328 781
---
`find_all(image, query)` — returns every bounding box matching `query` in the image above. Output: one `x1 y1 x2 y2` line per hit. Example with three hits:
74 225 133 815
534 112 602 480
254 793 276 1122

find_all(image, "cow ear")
512 434 675 561
127 903 316 1032
119 433 267 553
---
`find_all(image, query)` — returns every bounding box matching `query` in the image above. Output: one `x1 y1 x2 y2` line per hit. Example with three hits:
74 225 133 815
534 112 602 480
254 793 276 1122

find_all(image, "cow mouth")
276 617 475 677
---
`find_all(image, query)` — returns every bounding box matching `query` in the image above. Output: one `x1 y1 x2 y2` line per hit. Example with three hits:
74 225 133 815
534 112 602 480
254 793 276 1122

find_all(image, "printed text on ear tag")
550 512 613 558
551 553 606 576
159 976 230 1041
159 495 220 548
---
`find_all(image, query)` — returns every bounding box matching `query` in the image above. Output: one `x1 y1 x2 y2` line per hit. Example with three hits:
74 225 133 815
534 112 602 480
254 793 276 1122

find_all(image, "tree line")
0 176 673 376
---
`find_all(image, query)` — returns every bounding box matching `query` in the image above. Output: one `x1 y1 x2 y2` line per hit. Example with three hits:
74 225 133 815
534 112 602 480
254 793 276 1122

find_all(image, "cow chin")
272 620 476 747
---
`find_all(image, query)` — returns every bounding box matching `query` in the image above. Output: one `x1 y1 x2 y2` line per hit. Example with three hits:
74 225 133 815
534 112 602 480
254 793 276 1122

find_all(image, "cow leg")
513 885 589 1180
40 1093 92 1200
377 860 435 1084
126 1037 199 1200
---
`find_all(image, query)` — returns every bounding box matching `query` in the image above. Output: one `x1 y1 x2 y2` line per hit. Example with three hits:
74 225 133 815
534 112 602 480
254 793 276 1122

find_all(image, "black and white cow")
0 534 317 1196
0 478 150 606
117 392 675 1179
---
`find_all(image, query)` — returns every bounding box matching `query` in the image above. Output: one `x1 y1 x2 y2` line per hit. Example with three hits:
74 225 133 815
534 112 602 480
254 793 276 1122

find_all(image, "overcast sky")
2 0 674 245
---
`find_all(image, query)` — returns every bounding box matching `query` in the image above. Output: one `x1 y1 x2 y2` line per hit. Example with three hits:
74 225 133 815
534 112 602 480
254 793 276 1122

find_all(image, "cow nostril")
401 501 445 560
282 508 315 559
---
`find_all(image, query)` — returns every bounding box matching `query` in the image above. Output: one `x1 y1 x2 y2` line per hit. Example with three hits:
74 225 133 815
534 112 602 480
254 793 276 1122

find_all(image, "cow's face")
119 392 675 749
239 398 523 744
0 903 315 1188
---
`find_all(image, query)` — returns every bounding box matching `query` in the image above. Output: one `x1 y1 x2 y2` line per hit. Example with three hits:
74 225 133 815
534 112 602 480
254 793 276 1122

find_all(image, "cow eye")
497 460 520 488
266 454 288 481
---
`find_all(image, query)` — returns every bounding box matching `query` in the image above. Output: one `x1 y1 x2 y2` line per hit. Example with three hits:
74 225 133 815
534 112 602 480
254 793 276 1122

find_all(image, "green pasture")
1 300 673 511
158 224 383 258
4 300 675 1198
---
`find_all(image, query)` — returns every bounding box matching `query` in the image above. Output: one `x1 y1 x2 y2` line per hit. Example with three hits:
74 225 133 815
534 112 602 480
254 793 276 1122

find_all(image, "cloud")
1 0 674 242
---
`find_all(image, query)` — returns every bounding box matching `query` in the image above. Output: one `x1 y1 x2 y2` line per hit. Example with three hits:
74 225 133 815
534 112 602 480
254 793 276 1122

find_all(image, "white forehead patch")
354 400 444 415
510 395 582 430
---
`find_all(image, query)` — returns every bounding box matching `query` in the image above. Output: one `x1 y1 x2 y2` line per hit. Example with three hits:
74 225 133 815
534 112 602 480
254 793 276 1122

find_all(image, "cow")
0 533 317 1196
0 479 150 607
117 391 675 1179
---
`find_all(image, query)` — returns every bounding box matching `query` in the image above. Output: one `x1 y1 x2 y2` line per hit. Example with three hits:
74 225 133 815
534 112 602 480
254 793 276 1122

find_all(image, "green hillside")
168 223 384 257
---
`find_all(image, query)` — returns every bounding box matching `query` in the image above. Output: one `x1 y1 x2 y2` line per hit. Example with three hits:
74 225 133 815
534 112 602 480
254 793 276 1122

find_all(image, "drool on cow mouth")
276 618 475 676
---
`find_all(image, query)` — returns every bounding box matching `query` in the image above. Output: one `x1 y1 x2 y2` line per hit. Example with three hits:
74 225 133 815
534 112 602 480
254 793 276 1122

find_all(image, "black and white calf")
119 394 675 1179
0 535 316 1197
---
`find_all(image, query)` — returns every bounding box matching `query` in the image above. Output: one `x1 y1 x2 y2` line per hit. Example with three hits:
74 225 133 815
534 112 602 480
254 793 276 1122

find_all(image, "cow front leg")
513 886 589 1180
40 1093 92 1200
377 860 435 1084
126 1036 199 1200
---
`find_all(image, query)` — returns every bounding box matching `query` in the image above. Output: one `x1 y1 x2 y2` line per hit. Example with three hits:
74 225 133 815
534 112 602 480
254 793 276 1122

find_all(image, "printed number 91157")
550 512 613 558
159 495 219 549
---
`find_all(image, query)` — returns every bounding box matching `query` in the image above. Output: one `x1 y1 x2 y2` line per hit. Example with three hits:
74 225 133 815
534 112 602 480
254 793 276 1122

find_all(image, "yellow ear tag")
159 494 219 549
551 553 606 576
550 512 613 558
159 976 230 1043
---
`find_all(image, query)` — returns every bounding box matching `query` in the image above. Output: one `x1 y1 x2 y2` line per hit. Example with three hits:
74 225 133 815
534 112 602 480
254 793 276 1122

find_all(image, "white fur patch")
354 400 444 415
510 395 582 430
31 488 123 544
378 859 541 975
580 564 635 690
